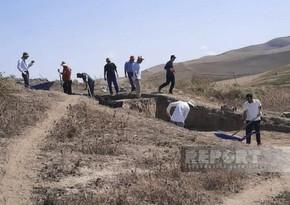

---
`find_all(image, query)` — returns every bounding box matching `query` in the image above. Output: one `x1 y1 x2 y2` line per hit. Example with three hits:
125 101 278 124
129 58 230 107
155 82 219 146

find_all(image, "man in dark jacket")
104 58 119 95
77 73 95 97
158 55 176 94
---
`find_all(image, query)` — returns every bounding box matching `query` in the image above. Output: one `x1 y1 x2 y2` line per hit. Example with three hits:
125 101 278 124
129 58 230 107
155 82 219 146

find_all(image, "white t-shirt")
243 99 262 121
17 58 33 73
166 101 190 123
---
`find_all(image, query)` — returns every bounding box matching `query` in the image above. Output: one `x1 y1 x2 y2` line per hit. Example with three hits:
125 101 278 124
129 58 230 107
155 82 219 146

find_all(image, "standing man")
58 61 72 95
133 56 144 98
104 58 119 95
76 73 95 97
243 93 262 146
124 56 136 93
17 52 35 88
159 55 176 94
166 100 195 127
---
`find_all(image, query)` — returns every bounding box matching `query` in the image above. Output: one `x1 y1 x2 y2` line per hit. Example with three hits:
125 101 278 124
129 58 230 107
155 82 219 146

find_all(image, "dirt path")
0 95 81 205
223 174 290 205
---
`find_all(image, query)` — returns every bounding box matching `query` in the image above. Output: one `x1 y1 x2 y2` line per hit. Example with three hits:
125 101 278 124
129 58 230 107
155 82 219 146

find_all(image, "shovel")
214 116 260 141
230 116 259 137
87 82 92 98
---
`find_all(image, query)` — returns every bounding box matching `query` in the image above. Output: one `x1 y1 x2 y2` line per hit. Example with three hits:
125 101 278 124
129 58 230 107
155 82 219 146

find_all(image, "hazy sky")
1 0 290 80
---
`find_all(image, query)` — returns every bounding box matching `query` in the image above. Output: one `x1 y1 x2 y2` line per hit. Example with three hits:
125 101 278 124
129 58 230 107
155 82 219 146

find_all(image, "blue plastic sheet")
31 81 55 91
214 132 255 141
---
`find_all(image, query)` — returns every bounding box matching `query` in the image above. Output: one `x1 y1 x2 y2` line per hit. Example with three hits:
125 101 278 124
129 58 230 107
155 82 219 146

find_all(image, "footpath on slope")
223 174 290 205
0 94 81 205
222 133 290 205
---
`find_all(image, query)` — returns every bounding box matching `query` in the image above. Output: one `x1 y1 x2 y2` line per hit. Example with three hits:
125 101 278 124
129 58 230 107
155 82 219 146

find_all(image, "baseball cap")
137 56 144 60
23 52 29 57
60 61 68 66
188 100 195 107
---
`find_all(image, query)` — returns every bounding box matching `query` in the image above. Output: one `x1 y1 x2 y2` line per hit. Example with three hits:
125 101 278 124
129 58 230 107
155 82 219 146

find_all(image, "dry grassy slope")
0 79 290 204
143 36 290 83
33 94 290 205
218 64 290 86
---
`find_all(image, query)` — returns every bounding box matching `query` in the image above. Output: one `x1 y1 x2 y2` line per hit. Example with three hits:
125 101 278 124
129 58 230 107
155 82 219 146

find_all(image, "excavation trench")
96 94 290 133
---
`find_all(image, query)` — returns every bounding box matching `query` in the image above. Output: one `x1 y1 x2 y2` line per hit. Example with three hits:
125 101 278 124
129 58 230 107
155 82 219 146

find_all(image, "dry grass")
0 76 20 97
0 78 50 138
260 191 290 205
175 76 290 112
35 102 250 205
37 167 247 205
259 86 290 112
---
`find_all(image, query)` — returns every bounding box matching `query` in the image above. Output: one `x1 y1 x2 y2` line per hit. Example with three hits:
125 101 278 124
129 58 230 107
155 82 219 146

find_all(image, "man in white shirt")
17 52 35 88
166 100 195 127
243 93 262 145
133 56 144 98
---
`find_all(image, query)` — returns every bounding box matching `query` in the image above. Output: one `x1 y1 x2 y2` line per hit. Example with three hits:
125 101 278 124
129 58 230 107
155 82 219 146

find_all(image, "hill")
143 36 290 83
218 64 290 86
0 77 290 204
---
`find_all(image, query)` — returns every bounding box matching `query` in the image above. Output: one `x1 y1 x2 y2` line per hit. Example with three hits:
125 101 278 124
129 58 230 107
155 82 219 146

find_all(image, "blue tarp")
31 81 55 91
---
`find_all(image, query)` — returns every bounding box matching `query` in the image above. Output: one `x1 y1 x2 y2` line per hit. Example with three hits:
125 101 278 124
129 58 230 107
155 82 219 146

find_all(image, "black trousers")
127 72 136 92
159 73 175 93
22 71 30 88
63 80 72 95
246 120 261 145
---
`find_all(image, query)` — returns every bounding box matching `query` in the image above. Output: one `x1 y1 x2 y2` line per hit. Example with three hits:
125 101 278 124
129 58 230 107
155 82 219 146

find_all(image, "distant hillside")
143 36 290 83
218 64 290 86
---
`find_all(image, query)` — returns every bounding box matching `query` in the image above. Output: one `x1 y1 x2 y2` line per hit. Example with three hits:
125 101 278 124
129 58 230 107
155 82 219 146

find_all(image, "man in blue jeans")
104 58 119 95
124 55 136 92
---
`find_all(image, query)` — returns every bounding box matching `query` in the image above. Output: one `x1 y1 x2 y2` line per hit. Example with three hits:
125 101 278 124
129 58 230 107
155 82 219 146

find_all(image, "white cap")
188 100 195 107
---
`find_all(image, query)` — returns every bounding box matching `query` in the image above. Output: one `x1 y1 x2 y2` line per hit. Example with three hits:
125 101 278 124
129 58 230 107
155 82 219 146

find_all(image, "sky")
1 0 290 80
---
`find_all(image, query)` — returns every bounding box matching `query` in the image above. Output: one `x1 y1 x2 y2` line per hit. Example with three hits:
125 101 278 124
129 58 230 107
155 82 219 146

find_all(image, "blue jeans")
107 76 119 94
127 72 136 92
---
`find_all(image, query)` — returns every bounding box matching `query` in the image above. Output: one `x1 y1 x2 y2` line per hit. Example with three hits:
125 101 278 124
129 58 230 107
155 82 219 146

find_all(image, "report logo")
181 146 290 172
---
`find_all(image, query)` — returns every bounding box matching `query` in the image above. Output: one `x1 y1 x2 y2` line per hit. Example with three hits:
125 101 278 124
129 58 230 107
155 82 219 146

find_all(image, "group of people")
56 62 95 97
17 52 176 98
17 52 262 145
